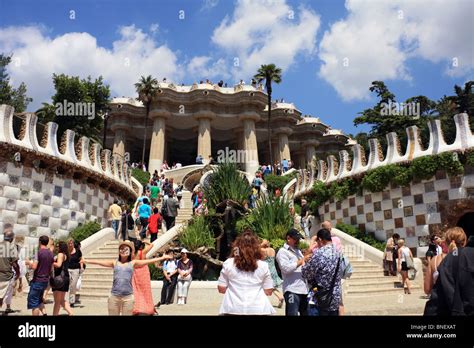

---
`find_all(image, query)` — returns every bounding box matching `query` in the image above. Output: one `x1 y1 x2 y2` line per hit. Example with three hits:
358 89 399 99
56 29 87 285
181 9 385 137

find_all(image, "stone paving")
4 282 427 316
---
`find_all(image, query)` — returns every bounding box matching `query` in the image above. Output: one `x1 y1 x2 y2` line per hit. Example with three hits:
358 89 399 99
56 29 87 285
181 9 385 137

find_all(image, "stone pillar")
240 113 260 174
148 111 169 173
304 141 318 169
275 128 292 161
272 142 280 164
197 118 212 163
112 128 126 157
194 112 215 165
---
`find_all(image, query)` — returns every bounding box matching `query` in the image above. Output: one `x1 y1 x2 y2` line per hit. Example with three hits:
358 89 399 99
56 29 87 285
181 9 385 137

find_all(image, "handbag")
312 256 341 311
50 267 66 289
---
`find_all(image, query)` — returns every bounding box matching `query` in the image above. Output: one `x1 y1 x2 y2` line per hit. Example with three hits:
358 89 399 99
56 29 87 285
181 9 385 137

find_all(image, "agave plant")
179 215 215 251
203 162 252 209
245 194 294 241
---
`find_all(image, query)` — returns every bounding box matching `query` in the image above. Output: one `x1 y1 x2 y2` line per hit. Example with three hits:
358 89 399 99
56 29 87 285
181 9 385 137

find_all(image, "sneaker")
5 308 14 314
155 302 161 308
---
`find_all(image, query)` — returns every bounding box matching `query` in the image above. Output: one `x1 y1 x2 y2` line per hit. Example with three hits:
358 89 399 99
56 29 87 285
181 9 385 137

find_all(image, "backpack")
340 254 353 279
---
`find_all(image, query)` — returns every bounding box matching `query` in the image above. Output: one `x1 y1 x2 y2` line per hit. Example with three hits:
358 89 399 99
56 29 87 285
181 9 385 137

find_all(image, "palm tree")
254 64 282 167
134 75 159 164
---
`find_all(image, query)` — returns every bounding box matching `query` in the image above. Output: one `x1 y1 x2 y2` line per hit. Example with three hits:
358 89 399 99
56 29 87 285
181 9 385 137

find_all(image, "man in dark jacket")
424 243 474 315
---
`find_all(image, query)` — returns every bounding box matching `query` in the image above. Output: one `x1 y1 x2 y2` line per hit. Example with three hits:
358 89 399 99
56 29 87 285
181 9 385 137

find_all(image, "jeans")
161 274 178 304
150 233 158 243
68 268 81 304
108 294 134 315
111 220 120 239
139 217 149 238
284 291 308 316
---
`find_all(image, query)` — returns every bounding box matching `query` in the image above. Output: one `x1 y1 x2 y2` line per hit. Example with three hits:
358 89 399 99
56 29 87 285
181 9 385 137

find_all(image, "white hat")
180 248 189 254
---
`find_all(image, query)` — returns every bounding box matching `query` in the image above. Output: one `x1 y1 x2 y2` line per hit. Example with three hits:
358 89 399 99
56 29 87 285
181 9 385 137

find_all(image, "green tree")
254 64 282 166
36 74 110 142
353 81 436 151
0 54 33 112
135 75 159 164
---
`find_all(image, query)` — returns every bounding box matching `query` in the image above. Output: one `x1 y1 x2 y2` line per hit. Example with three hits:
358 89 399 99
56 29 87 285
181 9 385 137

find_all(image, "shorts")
401 261 409 271
27 281 49 309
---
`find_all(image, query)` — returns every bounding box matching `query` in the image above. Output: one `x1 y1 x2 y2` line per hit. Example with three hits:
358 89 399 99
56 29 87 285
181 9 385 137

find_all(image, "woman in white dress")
217 230 276 315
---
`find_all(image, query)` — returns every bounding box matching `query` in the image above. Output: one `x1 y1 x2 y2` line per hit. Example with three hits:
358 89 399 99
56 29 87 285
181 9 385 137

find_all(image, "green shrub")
310 180 330 207
179 215 215 251
438 152 464 176
131 168 150 187
329 178 358 201
298 240 309 251
264 174 292 193
70 221 101 242
466 150 474 167
361 165 397 192
409 156 439 181
270 238 285 251
246 195 293 241
149 263 164 280
203 162 252 209
336 223 385 251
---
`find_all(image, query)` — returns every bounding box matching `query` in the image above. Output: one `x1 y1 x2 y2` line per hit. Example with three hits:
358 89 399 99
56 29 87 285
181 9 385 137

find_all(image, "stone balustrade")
0 104 139 198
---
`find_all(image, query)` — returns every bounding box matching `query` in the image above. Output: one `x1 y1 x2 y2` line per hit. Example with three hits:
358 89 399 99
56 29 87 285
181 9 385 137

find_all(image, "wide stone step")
346 284 421 295
347 280 403 289
351 264 381 270
81 273 113 281
74 291 110 300
81 280 113 287
350 274 392 280
350 269 384 276
347 278 401 286
80 284 113 292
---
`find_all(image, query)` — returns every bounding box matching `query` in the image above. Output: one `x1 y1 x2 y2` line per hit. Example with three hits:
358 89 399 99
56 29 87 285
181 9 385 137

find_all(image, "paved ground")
3 283 427 316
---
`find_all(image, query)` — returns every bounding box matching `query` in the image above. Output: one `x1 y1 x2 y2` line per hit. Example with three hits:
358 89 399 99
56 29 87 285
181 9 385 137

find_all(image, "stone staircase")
345 254 421 296
77 192 195 301
78 239 118 300
176 190 193 225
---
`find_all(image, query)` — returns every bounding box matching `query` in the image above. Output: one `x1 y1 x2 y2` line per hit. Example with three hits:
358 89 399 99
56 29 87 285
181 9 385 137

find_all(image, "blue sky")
1 0 473 135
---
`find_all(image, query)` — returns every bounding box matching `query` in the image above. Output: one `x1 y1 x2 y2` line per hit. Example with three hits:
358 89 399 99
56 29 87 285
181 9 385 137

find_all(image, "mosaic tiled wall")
318 169 474 256
0 161 121 245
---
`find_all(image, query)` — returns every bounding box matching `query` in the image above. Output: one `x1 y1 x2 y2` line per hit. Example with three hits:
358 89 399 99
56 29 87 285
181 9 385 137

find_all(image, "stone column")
304 140 318 170
239 113 260 174
272 142 280 164
148 110 170 173
194 112 215 165
112 128 126 157
276 128 292 162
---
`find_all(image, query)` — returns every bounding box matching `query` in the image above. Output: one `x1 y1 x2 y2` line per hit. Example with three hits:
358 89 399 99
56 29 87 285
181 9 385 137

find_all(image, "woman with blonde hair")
260 239 284 308
424 227 467 296
397 239 414 294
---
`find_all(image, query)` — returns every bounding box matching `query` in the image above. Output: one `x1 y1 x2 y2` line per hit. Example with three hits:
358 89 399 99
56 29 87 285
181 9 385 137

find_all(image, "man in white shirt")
276 229 311 316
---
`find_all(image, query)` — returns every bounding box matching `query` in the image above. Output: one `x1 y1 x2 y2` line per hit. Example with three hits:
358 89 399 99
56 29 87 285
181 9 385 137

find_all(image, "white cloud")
149 23 159 34
211 0 320 80
187 56 230 81
318 0 474 101
0 25 182 111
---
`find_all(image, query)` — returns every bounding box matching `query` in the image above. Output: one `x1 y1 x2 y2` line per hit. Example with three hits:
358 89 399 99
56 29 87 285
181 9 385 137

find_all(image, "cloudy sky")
0 0 473 135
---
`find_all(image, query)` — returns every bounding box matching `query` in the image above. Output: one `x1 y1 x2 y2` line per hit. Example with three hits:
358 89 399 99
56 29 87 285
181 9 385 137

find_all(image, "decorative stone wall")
0 161 122 246
0 104 141 246
318 169 474 257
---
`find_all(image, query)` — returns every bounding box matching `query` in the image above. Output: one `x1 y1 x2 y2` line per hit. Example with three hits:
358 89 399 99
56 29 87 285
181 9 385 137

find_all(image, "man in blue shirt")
282 158 289 173
196 155 203 164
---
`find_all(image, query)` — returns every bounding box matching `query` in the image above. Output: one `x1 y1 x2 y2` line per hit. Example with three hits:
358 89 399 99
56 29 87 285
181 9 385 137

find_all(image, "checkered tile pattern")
0 161 125 239
318 170 474 256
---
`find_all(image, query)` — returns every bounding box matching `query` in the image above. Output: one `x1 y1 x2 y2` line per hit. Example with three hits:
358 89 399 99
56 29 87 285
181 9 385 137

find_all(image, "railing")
0 104 138 198
289 113 473 197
